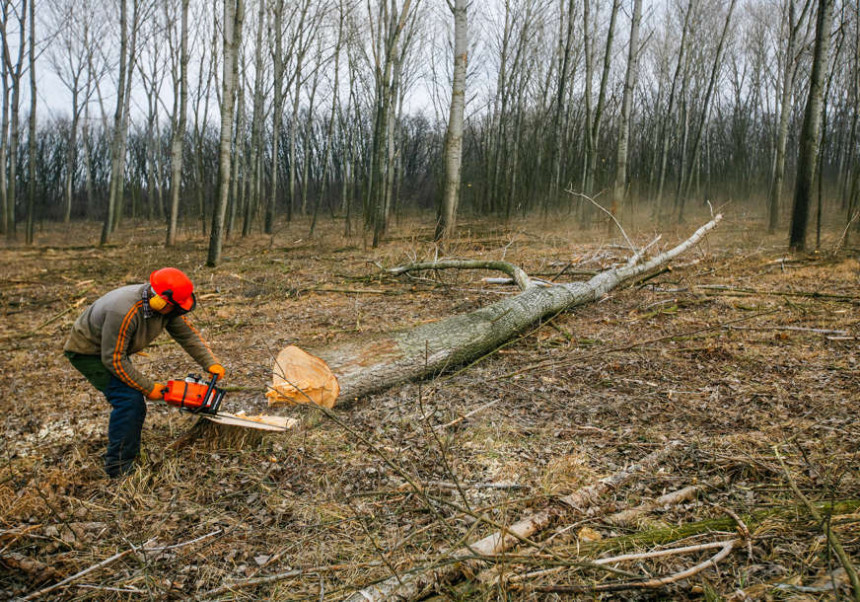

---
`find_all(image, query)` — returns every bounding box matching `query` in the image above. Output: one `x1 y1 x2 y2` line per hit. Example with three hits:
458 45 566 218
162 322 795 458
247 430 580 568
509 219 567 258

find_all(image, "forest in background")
1 0 859 255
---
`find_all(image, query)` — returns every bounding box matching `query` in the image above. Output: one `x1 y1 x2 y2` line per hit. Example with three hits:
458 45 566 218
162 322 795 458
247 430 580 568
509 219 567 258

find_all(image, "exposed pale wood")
267 345 340 408
203 412 296 432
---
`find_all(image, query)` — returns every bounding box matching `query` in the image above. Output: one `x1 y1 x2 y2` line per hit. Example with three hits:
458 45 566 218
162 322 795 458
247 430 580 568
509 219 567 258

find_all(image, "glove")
208 364 226 381
147 383 167 401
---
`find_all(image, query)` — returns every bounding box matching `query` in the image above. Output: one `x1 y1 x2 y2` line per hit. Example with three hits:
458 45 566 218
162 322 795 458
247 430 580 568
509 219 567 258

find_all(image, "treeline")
1 0 858 253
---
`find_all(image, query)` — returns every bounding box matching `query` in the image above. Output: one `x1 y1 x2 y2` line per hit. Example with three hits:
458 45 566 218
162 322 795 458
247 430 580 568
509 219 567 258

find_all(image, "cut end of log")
267 345 340 409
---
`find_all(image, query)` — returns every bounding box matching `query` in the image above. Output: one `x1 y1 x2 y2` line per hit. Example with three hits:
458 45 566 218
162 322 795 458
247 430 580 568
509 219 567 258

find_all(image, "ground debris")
1 217 858 599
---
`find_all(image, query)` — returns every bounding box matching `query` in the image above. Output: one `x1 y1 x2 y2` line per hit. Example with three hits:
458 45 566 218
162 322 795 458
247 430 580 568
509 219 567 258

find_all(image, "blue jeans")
103 376 147 478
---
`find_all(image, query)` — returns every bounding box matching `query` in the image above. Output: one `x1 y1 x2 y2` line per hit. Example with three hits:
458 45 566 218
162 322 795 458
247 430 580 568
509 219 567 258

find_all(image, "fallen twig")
19 529 222 601
697 284 860 302
518 538 738 593
725 325 848 336
775 448 860 601
199 561 383 598
605 483 707 526
433 399 500 430
346 441 684 602
559 441 683 511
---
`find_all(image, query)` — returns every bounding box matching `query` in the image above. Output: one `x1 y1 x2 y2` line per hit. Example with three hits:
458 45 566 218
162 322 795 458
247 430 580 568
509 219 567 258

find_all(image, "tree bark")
583 0 619 198
789 0 834 251
101 0 129 245
207 0 244 267
300 216 721 405
768 0 812 234
435 0 467 243
167 0 190 247
2 0 27 240
243 0 265 237
611 0 643 217
24 0 34 245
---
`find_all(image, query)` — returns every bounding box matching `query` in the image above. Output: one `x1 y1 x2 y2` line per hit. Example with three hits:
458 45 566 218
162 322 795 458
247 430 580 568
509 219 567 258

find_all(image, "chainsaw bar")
201 412 294 432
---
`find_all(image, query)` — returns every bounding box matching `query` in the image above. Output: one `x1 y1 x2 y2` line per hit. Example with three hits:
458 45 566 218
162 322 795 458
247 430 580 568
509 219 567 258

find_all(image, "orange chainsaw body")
164 375 224 414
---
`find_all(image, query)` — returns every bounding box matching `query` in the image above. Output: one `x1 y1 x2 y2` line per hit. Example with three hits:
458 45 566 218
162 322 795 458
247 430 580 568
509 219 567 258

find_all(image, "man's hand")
208 364 226 381
147 383 167 401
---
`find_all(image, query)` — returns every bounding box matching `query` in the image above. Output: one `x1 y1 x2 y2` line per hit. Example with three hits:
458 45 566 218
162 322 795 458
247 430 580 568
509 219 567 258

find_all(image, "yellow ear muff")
149 293 169 311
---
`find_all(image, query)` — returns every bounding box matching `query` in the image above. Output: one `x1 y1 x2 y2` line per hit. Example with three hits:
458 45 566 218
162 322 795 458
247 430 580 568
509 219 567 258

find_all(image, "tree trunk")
789 0 834 251
63 88 80 224
435 0 467 243
227 70 245 239
244 0 265 237
677 0 736 224
0 50 8 234
101 0 129 245
768 0 812 234
207 0 244 267
266 0 284 235
368 0 414 248
284 216 721 406
24 0 35 245
611 0 642 217
167 0 190 247
583 0 619 200
3 0 27 240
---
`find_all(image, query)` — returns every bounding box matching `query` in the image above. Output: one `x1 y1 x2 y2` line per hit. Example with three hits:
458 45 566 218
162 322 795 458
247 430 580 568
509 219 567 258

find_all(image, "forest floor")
1 209 859 601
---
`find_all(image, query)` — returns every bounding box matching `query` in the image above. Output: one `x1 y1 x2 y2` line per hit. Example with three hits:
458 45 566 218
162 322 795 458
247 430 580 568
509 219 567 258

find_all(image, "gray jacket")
64 284 217 394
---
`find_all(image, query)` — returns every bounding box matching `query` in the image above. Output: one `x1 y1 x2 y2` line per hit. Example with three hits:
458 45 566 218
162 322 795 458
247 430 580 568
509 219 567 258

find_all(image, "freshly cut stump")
266 345 340 408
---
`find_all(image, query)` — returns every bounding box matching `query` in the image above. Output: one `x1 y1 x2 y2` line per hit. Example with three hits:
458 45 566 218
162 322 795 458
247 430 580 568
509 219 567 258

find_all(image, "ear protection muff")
149 286 196 315
149 291 171 312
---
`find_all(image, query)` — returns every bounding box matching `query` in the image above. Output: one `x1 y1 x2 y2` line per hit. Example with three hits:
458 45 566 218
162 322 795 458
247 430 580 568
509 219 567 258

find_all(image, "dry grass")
1 209 859 600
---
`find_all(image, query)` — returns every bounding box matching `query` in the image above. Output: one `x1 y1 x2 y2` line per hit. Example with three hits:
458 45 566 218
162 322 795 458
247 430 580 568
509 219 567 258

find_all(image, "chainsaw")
163 374 225 415
162 374 291 432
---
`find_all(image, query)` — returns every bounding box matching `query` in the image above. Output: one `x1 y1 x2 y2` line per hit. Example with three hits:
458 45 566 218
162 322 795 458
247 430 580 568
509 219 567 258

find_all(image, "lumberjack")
64 268 225 478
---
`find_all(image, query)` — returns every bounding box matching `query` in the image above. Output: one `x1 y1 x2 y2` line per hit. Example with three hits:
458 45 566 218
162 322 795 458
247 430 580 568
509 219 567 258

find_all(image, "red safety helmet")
150 267 196 312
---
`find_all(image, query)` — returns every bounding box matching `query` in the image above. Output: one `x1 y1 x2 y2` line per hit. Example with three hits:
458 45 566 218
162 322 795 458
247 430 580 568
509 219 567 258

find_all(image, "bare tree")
310 0 346 235
243 0 266 237
768 0 813 233
676 0 737 224
0 32 7 234
47 0 97 224
137 8 168 222
789 0 834 251
366 0 416 247
24 0 34 244
611 0 643 217
548 0 579 209
1 0 27 239
100 0 144 244
654 0 693 217
207 0 245 267
582 0 620 199
166 0 190 246
434 0 467 243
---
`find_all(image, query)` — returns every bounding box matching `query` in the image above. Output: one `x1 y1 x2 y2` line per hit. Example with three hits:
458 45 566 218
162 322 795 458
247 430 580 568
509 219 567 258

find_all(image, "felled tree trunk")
271 216 721 407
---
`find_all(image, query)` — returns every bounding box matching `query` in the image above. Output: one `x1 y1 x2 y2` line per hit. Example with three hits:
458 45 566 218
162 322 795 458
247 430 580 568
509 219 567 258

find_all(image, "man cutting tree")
64 267 225 478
